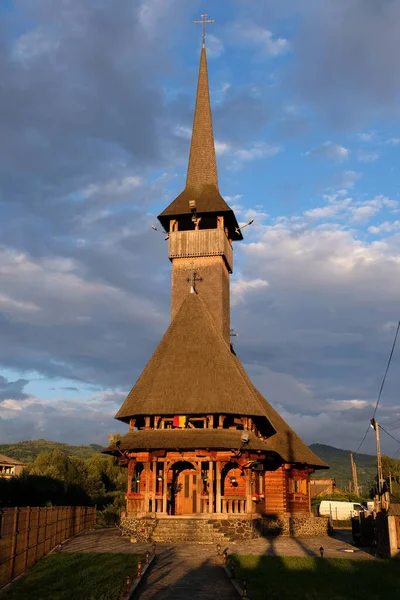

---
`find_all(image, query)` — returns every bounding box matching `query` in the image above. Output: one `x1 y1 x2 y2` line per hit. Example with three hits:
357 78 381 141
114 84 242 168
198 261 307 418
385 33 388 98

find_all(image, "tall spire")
158 16 242 240
186 41 218 190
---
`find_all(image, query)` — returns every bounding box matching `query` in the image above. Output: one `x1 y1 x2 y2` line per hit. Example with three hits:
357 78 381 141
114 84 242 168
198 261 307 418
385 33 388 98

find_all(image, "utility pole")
350 452 360 496
370 418 384 495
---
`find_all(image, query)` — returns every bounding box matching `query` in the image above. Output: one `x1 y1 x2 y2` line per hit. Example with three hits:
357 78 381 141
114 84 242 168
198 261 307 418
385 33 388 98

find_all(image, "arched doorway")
168 461 198 515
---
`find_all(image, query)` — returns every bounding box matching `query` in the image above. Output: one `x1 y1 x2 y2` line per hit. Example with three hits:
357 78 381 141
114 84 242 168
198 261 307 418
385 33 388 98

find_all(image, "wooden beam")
209 460 214 514
162 461 167 514
246 469 253 514
196 461 201 514
216 460 221 513
144 461 150 514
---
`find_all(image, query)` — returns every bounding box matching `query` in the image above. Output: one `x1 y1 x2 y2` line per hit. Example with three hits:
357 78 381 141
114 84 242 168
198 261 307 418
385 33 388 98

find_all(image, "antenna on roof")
235 219 254 236
151 225 169 240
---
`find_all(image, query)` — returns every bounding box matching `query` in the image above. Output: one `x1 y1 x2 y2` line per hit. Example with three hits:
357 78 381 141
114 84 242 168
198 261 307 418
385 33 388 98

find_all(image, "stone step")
155 524 221 530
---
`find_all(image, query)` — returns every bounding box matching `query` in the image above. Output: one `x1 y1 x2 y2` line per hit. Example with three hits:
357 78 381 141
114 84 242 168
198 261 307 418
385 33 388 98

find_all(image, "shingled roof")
115 291 268 421
114 292 327 469
157 46 241 239
105 425 326 468
105 429 269 453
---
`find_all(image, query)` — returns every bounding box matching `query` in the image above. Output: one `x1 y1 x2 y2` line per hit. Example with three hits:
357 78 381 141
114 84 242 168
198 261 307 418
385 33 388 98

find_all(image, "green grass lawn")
233 555 399 600
2 553 143 600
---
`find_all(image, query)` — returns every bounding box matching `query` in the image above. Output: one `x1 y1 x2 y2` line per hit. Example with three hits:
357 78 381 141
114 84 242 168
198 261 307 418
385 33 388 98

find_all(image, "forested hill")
309 443 376 492
0 440 102 463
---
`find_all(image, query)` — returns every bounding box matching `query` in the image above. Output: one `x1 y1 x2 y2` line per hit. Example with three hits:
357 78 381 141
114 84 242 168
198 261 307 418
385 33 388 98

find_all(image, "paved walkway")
62 527 373 560
61 528 374 599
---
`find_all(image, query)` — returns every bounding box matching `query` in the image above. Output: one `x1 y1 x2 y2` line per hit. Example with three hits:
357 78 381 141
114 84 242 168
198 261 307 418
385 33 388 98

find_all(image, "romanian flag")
173 416 186 428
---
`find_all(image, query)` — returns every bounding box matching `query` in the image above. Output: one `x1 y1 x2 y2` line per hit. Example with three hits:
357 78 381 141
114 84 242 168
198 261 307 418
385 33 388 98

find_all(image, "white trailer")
319 501 365 520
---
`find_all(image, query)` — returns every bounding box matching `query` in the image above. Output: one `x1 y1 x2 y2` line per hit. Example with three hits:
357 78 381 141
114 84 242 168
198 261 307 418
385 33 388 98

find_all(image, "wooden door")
177 470 197 514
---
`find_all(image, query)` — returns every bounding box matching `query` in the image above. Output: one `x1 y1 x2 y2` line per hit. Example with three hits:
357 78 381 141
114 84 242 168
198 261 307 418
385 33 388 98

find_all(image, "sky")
1 0 400 457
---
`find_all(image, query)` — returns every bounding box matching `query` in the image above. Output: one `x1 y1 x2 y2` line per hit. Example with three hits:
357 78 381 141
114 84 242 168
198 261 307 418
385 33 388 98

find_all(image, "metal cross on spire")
185 261 203 294
194 13 215 47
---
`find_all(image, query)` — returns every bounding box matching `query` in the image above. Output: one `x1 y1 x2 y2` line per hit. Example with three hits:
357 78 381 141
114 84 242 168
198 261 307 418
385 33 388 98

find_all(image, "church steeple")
157 19 243 343
186 45 218 191
158 32 241 241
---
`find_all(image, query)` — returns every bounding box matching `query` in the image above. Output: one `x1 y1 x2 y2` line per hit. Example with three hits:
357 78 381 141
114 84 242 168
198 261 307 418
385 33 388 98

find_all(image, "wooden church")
105 20 327 533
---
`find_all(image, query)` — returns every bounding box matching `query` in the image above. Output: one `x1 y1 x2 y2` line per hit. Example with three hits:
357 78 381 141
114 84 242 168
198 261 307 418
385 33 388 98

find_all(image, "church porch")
123 451 313 520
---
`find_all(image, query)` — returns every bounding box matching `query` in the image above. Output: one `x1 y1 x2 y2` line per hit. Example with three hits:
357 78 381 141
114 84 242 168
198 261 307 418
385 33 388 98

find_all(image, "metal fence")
0 506 96 589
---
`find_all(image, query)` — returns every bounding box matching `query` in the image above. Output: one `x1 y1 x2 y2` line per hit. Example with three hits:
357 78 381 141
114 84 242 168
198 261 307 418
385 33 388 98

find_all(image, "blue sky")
1 0 400 457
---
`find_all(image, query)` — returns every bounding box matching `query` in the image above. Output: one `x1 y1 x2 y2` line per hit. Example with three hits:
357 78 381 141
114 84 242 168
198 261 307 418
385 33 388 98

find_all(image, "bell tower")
158 32 242 345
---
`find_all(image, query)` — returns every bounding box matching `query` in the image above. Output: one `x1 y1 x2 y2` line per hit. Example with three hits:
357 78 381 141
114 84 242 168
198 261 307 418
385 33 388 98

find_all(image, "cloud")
357 132 376 143
332 170 361 189
230 214 400 452
232 279 269 306
306 141 349 162
288 0 400 126
357 150 379 163
0 376 30 403
230 21 289 57
369 221 400 235
304 193 398 224
206 34 225 59
304 198 350 220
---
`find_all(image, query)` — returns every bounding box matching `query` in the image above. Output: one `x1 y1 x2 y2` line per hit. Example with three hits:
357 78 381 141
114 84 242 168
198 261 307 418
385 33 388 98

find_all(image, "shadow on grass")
1 553 143 600
233 555 400 600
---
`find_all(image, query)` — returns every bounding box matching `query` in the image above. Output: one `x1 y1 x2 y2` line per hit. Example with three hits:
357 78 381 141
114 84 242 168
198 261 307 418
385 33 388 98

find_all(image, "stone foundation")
210 518 261 540
260 515 330 537
119 516 158 543
119 515 330 543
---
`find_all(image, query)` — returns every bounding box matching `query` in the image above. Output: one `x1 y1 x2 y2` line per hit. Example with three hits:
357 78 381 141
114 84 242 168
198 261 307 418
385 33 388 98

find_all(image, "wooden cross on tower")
194 13 215 46
185 261 203 293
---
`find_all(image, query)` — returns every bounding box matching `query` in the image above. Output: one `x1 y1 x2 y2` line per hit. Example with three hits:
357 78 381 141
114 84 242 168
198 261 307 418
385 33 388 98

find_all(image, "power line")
354 319 400 455
379 424 400 450
372 320 400 420
354 424 371 456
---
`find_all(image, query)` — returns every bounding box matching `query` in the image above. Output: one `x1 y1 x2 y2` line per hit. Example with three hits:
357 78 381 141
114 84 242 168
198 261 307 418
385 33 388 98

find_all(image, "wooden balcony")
168 229 233 273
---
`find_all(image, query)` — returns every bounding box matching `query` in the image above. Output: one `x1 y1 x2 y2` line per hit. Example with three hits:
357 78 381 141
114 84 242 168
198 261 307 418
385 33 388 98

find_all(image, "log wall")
265 466 287 515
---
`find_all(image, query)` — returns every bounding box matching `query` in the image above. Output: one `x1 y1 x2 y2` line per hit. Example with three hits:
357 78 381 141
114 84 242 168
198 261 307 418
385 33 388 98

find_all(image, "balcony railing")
168 229 233 272
221 496 247 514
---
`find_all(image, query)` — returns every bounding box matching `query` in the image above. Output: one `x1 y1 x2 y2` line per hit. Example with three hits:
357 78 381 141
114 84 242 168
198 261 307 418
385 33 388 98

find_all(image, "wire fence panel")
0 506 96 589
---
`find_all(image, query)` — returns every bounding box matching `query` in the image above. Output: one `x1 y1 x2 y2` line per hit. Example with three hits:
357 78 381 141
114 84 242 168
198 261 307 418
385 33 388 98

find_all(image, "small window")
294 480 301 493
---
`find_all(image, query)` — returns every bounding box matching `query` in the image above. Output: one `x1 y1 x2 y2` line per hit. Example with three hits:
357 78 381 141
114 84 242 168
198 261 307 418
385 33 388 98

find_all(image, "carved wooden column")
144 462 150 514
162 461 167 514
152 459 157 512
209 460 214 514
127 461 134 495
196 461 201 514
246 469 253 514
216 460 222 513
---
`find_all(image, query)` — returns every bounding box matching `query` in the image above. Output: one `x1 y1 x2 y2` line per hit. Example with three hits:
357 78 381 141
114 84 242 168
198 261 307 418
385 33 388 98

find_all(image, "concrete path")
61 528 374 599
137 546 236 600
62 527 373 561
